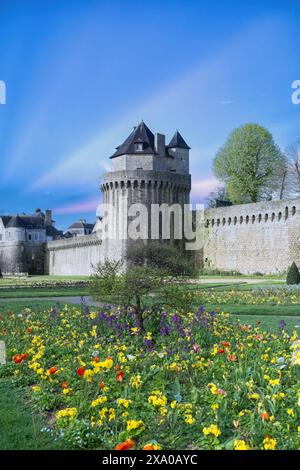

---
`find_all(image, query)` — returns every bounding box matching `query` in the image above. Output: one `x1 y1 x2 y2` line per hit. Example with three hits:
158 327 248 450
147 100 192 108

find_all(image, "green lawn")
0 379 68 450
0 287 88 299
203 303 300 316
0 300 69 312
231 314 300 332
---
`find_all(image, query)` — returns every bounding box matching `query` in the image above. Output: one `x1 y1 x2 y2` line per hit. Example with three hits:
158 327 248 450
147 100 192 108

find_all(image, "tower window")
135 143 143 151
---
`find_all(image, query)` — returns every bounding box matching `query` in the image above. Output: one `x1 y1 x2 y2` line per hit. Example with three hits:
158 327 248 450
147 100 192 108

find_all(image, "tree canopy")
213 124 284 204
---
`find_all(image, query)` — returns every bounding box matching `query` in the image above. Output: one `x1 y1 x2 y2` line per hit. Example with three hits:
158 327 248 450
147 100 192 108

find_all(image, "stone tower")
99 122 191 261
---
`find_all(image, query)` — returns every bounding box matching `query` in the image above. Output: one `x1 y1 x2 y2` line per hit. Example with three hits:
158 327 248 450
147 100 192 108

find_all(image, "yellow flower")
184 414 195 424
202 424 221 437
148 391 167 408
248 393 260 400
287 408 295 417
208 383 218 395
108 408 115 421
63 388 71 395
263 437 277 450
91 396 108 407
56 407 77 420
126 420 145 432
117 398 132 408
234 440 251 450
130 374 142 389
31 385 41 393
131 327 139 335
269 378 280 387
83 369 94 382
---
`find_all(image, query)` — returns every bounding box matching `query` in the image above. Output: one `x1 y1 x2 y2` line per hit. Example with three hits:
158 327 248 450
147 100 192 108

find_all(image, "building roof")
0 216 12 227
68 220 94 230
6 216 25 228
2 214 47 230
46 225 63 239
168 130 191 150
111 121 156 158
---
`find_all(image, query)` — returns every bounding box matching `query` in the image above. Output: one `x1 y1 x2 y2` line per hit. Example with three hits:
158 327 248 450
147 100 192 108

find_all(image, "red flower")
217 348 225 354
93 356 99 363
76 366 86 377
13 353 28 364
61 381 69 389
99 381 105 390
13 355 22 364
116 370 124 382
115 439 135 450
221 341 230 348
49 366 58 375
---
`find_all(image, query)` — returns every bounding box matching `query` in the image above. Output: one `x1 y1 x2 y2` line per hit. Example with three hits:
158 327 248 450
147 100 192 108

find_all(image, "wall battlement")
203 198 300 274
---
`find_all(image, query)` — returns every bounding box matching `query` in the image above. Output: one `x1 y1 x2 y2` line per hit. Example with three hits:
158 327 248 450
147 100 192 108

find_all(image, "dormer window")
135 142 143 151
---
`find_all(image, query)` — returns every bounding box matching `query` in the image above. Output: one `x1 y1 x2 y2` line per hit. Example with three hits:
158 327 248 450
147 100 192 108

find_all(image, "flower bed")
0 304 299 450
0 280 89 290
196 286 300 305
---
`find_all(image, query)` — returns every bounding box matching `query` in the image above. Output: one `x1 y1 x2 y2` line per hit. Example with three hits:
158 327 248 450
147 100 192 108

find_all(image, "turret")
167 130 190 174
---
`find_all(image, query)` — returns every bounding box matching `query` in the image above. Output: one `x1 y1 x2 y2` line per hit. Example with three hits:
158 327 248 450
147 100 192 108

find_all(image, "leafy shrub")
286 262 300 285
127 242 197 277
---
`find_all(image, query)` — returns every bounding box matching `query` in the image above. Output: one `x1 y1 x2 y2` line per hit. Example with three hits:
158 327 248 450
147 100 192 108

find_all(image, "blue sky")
0 0 299 229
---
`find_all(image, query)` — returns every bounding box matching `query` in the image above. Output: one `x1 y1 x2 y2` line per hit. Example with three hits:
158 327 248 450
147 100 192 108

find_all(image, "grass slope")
0 379 67 450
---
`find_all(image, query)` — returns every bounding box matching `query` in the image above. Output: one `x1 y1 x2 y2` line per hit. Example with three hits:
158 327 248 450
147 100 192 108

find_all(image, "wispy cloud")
191 177 219 200
53 197 99 215
26 16 281 195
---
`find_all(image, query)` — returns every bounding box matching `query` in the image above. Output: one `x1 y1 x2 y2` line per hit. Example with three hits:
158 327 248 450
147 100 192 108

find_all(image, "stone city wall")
203 198 300 274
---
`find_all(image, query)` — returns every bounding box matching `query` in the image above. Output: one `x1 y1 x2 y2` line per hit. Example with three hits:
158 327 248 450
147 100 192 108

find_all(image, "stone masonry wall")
47 234 124 276
203 198 300 274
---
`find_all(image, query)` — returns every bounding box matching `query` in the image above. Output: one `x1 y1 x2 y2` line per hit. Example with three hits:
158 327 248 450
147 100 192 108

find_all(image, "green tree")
126 242 197 277
213 124 283 203
89 253 198 331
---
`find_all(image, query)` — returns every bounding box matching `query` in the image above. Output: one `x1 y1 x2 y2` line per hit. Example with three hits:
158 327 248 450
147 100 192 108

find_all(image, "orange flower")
116 370 124 382
241 325 249 331
115 439 135 450
76 366 86 376
227 354 237 362
99 381 105 390
254 334 263 341
221 341 230 348
260 411 270 421
61 381 69 389
143 444 156 450
49 366 58 375
93 356 99 363
26 327 33 334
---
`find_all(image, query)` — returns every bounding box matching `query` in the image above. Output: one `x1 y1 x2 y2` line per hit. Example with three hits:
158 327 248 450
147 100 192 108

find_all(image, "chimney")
154 133 165 158
45 209 52 226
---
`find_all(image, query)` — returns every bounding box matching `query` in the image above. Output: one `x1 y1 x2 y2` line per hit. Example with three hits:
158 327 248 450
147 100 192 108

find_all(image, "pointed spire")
168 130 191 150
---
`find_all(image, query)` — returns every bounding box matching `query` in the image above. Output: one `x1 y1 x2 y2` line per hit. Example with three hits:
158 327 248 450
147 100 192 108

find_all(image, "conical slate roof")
111 121 156 158
168 130 190 149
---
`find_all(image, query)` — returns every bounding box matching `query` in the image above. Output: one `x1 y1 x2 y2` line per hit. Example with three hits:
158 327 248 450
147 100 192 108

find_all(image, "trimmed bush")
286 262 300 285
